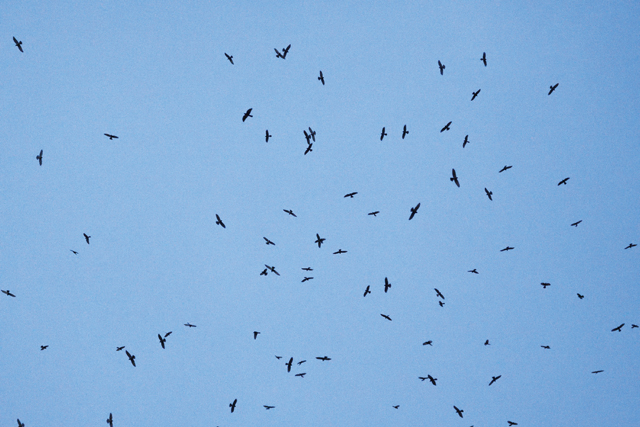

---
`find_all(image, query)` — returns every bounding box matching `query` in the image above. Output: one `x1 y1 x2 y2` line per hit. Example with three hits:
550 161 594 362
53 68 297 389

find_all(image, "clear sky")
2 1 639 426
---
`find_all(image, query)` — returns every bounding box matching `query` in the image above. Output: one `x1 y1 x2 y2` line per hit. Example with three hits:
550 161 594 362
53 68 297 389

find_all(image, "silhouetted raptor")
402 125 409 139
409 203 420 220
558 177 570 185
2 290 16 297
381 314 392 321
274 44 291 59
434 289 444 299
427 375 437 386
264 405 275 410
230 398 237 413
17 419 25 427
315 234 326 248
508 422 518 426
264 237 275 245
13 36 23 52
463 135 469 148
84 233 91 244
318 71 324 85
254 331 260 339
116 346 125 351
591 370 604 374
548 83 559 95
242 108 253 122
301 277 313 282
107 412 113 427
384 277 391 293
104 133 118 140
541 345 550 349
363 285 371 297
469 269 479 274
344 192 357 198
283 209 297 217
316 356 331 361
454 406 464 418
611 323 624 332
571 220 582 227
304 143 313 155
481 52 487 66
368 211 379 216
126 350 136 367
265 130 272 142
36 150 43 165
333 249 347 254
441 121 452 132
499 165 512 173
577 293 584 299
423 340 432 346
225 53 234 64
489 375 501 385
471 89 481 100
380 127 387 141
450 169 460 187
541 282 550 289
485 188 492 200
158 334 166 349
625 243 637 249
40 345 48 350
501 246 514 252
438 60 445 75
215 214 226 228
286 357 293 372
295 373 306 377
184 323 196 327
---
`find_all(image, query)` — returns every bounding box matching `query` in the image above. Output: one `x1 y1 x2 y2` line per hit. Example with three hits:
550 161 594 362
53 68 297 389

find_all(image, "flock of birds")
6 34 639 426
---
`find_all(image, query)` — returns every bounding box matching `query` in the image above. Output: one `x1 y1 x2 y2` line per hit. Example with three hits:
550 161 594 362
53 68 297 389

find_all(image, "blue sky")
2 1 639 426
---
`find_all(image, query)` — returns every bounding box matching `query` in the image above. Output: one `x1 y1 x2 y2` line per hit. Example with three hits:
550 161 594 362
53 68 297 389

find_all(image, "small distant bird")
260 268 268 276
344 192 358 198
363 285 371 297
611 323 624 332
435 288 445 300
409 203 420 220
125 350 136 367
393 405 400 409
304 142 313 155
83 233 91 244
541 282 551 289
230 399 237 413
439 301 445 307
297 360 306 365
488 375 501 386
368 211 380 216
301 277 313 282
302 267 313 271
70 250 78 255
215 214 226 228
304 130 312 143
286 357 293 372
13 36 24 52
438 60 445 75
441 121 452 132
265 265 280 276
423 340 432 346
333 249 347 254
264 405 275 410
577 293 584 299
283 209 297 217
463 135 469 148
468 269 479 274
571 220 582 227
591 370 604 374
484 340 490 346
107 412 113 427
485 188 493 200
499 165 512 173
17 420 25 427
104 133 118 140
481 52 487 66
384 277 391 293
315 234 326 248
501 246 514 252
541 345 550 349
427 375 437 386
471 89 481 101
295 372 306 378
224 53 234 64
265 130 272 142
558 177 570 186
263 237 275 245
242 108 253 122
158 334 166 349
380 127 387 141
253 331 260 339
316 356 331 361
508 422 518 426
184 323 196 327
548 83 559 95
275 355 282 359
164 331 172 337
450 169 460 187
274 44 291 59
40 345 48 351
625 243 637 249
36 150 43 165
318 70 324 85
381 314 392 321
453 406 464 418
2 290 16 297
308 127 316 141
632 324 638 328
116 346 125 351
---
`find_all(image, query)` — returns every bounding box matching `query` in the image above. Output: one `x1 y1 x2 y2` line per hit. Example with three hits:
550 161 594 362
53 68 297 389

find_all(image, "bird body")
215 214 226 228
264 237 275 245
83 233 91 244
463 135 469 148
450 169 460 187
489 375 501 385
481 52 487 66
36 150 43 165
286 357 293 372
368 211 379 216
242 108 253 122
283 209 297 217
454 406 464 418
107 413 113 427
318 70 324 85
441 121 452 132
104 133 118 140
438 60 445 75
333 249 347 254
485 188 492 200
230 399 237 413
2 290 16 297
571 220 582 227
13 36 24 52
315 234 325 248
363 285 371 297
265 130 272 142
409 203 420 220
381 313 392 321
316 356 331 361
158 334 166 349
471 89 481 100
125 350 136 367
501 246 514 252
402 125 409 139
499 165 512 173
384 277 391 293
549 83 559 95
344 192 357 198
541 282 551 288
558 177 570 185
611 323 624 332
301 277 313 282
380 127 387 141
224 53 233 64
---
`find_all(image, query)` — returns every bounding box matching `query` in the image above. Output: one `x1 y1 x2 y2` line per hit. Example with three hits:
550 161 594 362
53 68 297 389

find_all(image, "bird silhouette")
164 331 172 337
591 370 604 374
316 356 331 361
2 290 16 297
558 177 570 185
463 135 469 148
17 419 25 427
625 243 637 249
83 233 91 244
242 108 253 122
125 350 136 367
611 323 624 332
265 130 272 142
393 405 400 409
441 121 452 132
260 268 268 276
184 323 196 327
215 214 225 228
229 399 237 413
501 246 514 252
253 331 260 339
297 360 306 365
301 277 313 282
485 188 493 200
104 133 118 140
158 334 166 349
304 142 313 155
264 405 275 410
384 277 391 293
302 267 313 271
315 234 326 248
107 413 113 427
368 211 379 216
471 89 481 100
265 265 280 276
70 250 78 255
296 373 306 377
571 220 582 227
286 357 293 372
499 165 512 173
481 52 487 66
363 285 371 297
381 314 392 321
274 44 291 59
40 345 48 350
402 125 409 139
283 209 297 217
224 53 234 64
427 374 437 386
344 192 358 198
263 237 275 245
541 282 551 289
541 345 550 349
469 269 479 274
308 127 316 142
13 36 23 52
439 301 445 307
484 340 490 346
423 340 433 346
438 60 445 75
380 127 387 141
318 70 324 85
435 288 445 299
454 406 464 418
548 83 559 95
577 293 584 299
275 355 282 359
508 422 518 426
36 150 43 165
333 249 347 254
488 375 501 385
116 346 125 351
409 203 420 220
450 169 460 187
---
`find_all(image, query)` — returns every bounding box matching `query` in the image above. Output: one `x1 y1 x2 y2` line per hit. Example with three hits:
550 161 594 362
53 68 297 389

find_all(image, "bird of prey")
295 372 307 378
508 422 518 426
308 127 316 141
402 125 409 139
541 345 550 349
577 293 584 299
265 130 272 142
83 233 91 244
368 211 380 216
363 285 371 297
164 331 172 337
116 346 125 351
558 177 570 186
242 108 253 122
41 345 48 350
548 83 559 95
304 142 313 155
409 203 420 220
427 375 437 386
381 314 392 321
441 121 452 132
484 340 490 346
125 350 136 367
471 89 481 100
380 127 387 141
230 399 237 413
264 237 275 245
184 323 196 327
454 406 464 418
481 52 487 66
489 375 501 386
224 53 233 64
392 405 400 409
303 129 312 144
104 133 118 140
13 36 24 52
301 277 313 282
611 323 624 332
316 356 331 361
264 405 275 410
463 135 469 148
315 234 326 248
2 290 16 297
384 277 391 293
591 370 604 374
632 324 639 328
253 331 260 340
333 249 347 254
107 413 113 427
450 169 460 187
501 246 514 252
17 420 25 427
274 44 291 59
469 269 479 274
434 288 445 299
423 340 433 346
625 243 637 249
275 355 282 359
70 250 78 254
439 301 445 307
571 220 582 227
297 360 306 365
265 265 280 276
499 165 512 173
344 192 358 198
36 150 43 165
215 214 226 228
260 268 268 276
438 60 445 75
541 282 551 289
286 357 293 372
158 334 166 349
318 70 324 85
302 267 313 271
485 188 493 200
283 209 297 217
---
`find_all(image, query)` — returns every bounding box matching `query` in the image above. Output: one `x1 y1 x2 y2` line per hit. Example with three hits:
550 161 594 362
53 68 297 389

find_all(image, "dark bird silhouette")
333 249 347 254
485 188 493 200
571 220 582 227
541 282 551 289
83 233 91 244
70 250 78 255
393 405 400 409
427 375 437 386
107 413 113 427
274 44 291 59
125 350 136 367
242 108 253 122
423 340 433 346
409 203 420 220
541 345 550 349
318 70 324 85
264 237 275 245
489 375 501 386
184 323 196 327
469 269 479 274
264 405 275 410
265 265 280 276
625 243 637 249
230 399 237 413
17 419 25 427
224 53 233 64
368 211 380 216
116 346 125 351
438 60 445 75
499 165 512 173
304 130 312 144
275 355 282 359
508 422 518 426
454 406 464 418
384 277 391 293
283 209 297 217
2 290 16 297
36 150 43 165
286 357 293 372
501 246 514 252
308 127 316 141
304 142 313 155
295 373 306 377
13 36 24 52
450 169 460 187
484 340 490 346
215 214 225 228
104 133 118 140
253 331 260 339
558 177 570 186
301 277 313 282
471 89 481 100
481 52 487 66
611 323 624 332
439 301 445 307
344 192 358 198
297 360 306 365
577 293 584 299
402 125 409 139
591 370 604 374
548 83 559 95
463 135 469 148
380 127 387 141
164 331 172 337
316 356 331 361
381 314 392 321
40 345 48 350
302 267 313 271
419 376 428 381
441 121 452 132
315 234 326 248
363 285 371 297
260 268 268 276
632 324 638 328
435 288 445 299
265 130 272 142
158 334 166 349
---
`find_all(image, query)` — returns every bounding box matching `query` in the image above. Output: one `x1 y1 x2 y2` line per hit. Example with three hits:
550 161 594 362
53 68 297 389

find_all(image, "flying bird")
471 89 481 100
501 246 514 252
2 290 16 297
318 70 324 85
116 346 125 351
541 345 550 349
441 121 452 132
158 334 166 349
489 375 501 386
264 405 275 410
632 324 638 328
70 250 78 254
481 52 487 66
253 331 260 339
438 60 445 75
260 268 268 276
499 165 512 173
315 234 326 248
17 420 25 427
104 134 118 140
297 360 306 365
558 177 570 186
83 233 91 244
484 340 490 346
508 422 518 426
469 269 479 274
301 277 313 282
308 127 316 141
275 355 282 359
541 282 551 289
13 36 24 52
409 203 420 220
439 301 445 307
485 188 493 200
286 357 293 372
363 285 371 297
344 192 358 198
611 323 624 332
107 413 113 427
381 314 392 321
274 44 291 59
384 277 391 293
316 356 331 361
215 214 225 228
571 220 582 227
423 340 432 346
454 406 464 418
392 405 400 409
125 350 136 367
265 130 272 142
577 293 584 299
184 323 196 327
295 373 306 377
548 83 559 95
380 127 387 141
230 399 237 413
427 375 437 386
263 237 275 245
40 345 48 350
591 370 604 374
304 130 312 143
625 243 637 249
304 142 313 155
333 249 347 254
368 211 380 216
242 108 253 122
302 267 313 271
434 288 444 299
265 265 280 276
164 331 172 337
402 125 409 139
283 209 297 217
463 135 469 148
224 53 233 64
450 169 460 187
36 150 43 165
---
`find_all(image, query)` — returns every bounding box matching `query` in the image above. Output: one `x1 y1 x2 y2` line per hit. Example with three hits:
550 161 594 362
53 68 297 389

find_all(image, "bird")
215 214 225 228
484 340 490 346
13 36 24 52
107 413 113 427
242 108 253 122
611 323 624 332
333 249 347 254
441 121 452 132
40 345 48 351
286 357 293 372
463 135 469 148
274 44 291 59
392 405 400 409
116 346 125 351
625 243 637 249
184 323 196 327
263 237 275 245
17 420 25 427
427 375 437 386
384 277 391 293
419 376 427 381
591 370 604 374
423 340 433 346
485 188 493 200
224 53 233 64
83 233 91 244
548 83 559 95
489 375 501 386
439 301 445 307
381 314 392 321
409 203 420 220
264 405 275 410
104 133 118 140
541 345 550 349
402 125 409 139
316 356 331 361
164 331 172 337
70 250 78 255
499 165 512 173
501 246 514 252
260 268 268 276
481 52 487 66
435 288 444 299
229 399 237 413
380 127 387 141
295 372 306 378
2 290 16 297
571 220 582 227
508 422 518 426
368 211 379 216
632 324 638 328
304 130 312 143
471 89 481 100
253 331 260 339
577 293 584 299
275 355 282 359
125 350 136 367
438 60 445 75
301 277 313 282
265 130 272 142
558 177 570 186
363 285 371 297
36 150 43 165
302 267 313 271
283 209 297 217
450 169 460 187
318 70 324 85
265 265 280 276
454 406 464 418
304 143 313 155
468 269 479 274
344 192 358 198
541 282 551 289
308 127 316 141
297 360 306 365
315 234 326 248
158 334 166 349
